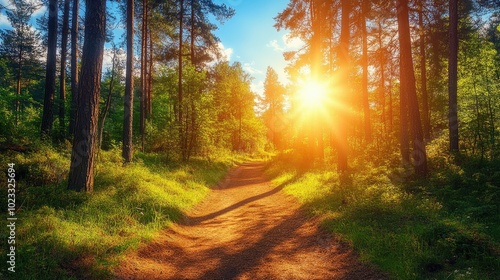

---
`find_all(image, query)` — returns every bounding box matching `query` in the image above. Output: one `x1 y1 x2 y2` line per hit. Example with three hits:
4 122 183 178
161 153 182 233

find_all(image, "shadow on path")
114 162 387 280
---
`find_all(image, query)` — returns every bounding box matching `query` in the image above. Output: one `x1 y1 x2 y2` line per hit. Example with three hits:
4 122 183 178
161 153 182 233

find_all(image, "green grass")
265 147 500 280
0 145 242 279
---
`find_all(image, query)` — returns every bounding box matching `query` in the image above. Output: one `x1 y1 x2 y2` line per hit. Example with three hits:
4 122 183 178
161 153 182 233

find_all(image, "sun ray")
297 78 329 111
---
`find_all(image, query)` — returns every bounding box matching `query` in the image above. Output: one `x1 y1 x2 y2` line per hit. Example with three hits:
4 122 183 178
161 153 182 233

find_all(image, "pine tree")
0 0 43 125
41 0 58 138
122 0 134 162
68 0 107 192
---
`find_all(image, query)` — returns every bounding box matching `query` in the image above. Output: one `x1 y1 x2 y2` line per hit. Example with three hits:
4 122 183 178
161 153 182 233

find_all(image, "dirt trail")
114 162 386 280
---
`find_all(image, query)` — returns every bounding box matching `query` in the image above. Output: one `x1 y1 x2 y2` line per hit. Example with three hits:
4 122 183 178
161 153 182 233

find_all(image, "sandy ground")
114 162 387 280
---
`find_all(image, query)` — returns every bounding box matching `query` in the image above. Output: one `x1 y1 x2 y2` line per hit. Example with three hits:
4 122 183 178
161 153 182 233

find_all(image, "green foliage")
266 145 500 280
0 147 235 279
458 31 500 160
262 66 287 150
209 61 266 152
149 61 266 159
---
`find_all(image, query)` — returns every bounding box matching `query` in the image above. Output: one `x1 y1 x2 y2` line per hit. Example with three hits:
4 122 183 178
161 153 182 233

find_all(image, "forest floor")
113 162 387 280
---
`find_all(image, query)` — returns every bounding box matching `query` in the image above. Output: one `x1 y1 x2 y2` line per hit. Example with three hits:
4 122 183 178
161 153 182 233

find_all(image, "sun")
297 78 329 110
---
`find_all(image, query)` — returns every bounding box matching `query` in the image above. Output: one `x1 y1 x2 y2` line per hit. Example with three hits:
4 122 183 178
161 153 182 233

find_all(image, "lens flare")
297 79 329 110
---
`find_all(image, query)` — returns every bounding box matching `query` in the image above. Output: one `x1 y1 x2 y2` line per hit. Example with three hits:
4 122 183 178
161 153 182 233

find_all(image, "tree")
361 0 372 143
262 66 286 149
397 0 428 176
210 61 263 152
69 0 80 136
41 0 58 138
139 0 149 152
0 0 43 125
418 0 431 141
122 0 134 162
449 0 459 152
187 0 234 66
68 0 107 192
175 0 234 160
100 45 124 150
58 0 70 138
336 0 350 172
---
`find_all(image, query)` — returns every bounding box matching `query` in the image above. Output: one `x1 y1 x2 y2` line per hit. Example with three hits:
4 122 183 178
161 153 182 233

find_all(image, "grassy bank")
266 143 500 279
0 145 246 279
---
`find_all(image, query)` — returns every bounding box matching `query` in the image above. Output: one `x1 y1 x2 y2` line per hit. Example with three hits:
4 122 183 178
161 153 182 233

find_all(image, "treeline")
0 0 265 191
260 0 500 174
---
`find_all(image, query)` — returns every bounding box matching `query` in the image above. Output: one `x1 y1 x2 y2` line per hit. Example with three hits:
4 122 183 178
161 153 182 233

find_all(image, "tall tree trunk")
100 51 115 150
179 0 186 160
337 0 350 172
15 48 22 126
190 0 195 63
41 0 58 138
389 62 394 132
59 0 70 137
448 0 459 152
144 0 150 121
419 0 430 141
69 0 79 136
311 0 324 160
399 66 410 163
122 0 134 162
139 0 147 152
148 26 153 118
397 0 428 176
68 0 107 192
377 21 386 133
361 0 371 143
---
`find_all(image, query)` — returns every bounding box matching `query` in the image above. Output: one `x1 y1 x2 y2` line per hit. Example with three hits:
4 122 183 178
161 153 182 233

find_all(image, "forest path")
114 162 386 280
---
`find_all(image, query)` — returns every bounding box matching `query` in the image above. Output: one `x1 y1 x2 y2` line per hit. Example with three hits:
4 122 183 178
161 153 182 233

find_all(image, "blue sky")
214 0 303 94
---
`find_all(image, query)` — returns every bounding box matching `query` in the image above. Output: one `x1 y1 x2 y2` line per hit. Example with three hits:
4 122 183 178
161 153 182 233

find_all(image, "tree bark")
337 0 350 172
69 0 80 136
15 47 22 126
377 21 386 133
68 0 107 192
100 51 116 150
41 0 58 138
139 0 147 152
148 26 153 118
361 0 371 143
179 0 186 160
122 0 134 162
190 0 195 63
448 0 459 152
59 0 70 136
397 0 428 176
419 0 430 141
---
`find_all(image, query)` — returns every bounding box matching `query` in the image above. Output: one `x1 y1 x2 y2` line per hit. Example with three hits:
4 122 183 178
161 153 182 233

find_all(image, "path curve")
114 162 386 280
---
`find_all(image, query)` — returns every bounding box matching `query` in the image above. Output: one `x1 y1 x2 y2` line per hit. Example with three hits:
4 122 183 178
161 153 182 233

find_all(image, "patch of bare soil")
114 162 387 280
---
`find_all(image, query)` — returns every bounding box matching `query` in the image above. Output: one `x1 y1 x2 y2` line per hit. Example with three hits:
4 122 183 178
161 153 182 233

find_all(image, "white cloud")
266 39 284 52
283 33 304 49
251 80 264 97
267 32 305 53
102 47 126 77
214 42 233 62
242 62 263 75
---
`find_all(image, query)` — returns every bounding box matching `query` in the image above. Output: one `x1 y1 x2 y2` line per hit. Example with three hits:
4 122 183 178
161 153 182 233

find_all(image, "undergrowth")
0 145 245 279
265 137 500 280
